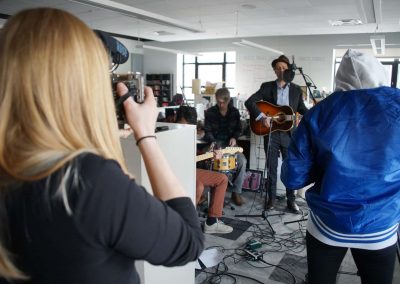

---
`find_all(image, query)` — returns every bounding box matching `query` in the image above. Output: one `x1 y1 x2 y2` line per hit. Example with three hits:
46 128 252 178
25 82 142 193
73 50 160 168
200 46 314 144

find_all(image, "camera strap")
115 90 137 119
116 90 135 107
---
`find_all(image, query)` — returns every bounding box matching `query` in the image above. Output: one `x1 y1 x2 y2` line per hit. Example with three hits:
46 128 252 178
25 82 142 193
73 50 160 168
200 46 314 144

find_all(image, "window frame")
181 52 236 101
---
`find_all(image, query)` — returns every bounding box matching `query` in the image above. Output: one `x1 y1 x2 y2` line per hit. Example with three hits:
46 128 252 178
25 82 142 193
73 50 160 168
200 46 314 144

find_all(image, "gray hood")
335 49 389 91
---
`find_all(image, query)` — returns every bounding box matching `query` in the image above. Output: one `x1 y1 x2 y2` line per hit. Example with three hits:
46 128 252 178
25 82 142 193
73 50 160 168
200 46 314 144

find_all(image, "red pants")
196 169 228 218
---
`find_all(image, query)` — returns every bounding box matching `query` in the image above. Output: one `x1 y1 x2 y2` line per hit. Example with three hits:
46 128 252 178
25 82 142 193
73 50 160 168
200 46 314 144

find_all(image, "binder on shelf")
146 73 173 106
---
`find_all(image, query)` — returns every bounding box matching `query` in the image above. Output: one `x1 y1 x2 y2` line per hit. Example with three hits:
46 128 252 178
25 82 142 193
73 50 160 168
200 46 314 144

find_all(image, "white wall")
114 33 400 100
141 32 400 99
143 49 177 95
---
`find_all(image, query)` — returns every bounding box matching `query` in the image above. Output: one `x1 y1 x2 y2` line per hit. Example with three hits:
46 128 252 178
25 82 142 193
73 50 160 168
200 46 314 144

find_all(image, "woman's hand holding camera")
116 82 187 200
116 82 158 142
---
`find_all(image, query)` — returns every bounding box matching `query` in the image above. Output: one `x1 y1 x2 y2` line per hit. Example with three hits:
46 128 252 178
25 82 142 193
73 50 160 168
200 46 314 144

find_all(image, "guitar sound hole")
274 113 286 124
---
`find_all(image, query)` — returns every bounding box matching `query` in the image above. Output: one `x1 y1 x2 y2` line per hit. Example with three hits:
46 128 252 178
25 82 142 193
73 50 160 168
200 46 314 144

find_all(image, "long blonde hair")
0 8 128 278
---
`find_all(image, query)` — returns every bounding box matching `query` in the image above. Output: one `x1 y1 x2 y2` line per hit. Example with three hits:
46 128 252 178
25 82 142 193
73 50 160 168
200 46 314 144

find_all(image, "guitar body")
250 101 295 136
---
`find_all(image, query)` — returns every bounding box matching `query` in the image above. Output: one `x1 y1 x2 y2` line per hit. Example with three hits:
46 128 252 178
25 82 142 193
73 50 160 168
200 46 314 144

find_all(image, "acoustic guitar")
250 101 298 136
196 147 243 162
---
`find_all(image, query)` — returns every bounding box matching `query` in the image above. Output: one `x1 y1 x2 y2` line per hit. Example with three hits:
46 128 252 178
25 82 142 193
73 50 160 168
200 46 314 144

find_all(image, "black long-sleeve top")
203 104 242 148
1 153 204 284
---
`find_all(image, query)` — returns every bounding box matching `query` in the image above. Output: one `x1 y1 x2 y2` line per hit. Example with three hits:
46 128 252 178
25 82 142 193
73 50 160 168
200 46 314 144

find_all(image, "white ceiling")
0 0 399 42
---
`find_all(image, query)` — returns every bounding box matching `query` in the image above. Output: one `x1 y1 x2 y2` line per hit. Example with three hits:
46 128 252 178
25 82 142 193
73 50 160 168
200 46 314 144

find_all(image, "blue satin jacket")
281 87 400 248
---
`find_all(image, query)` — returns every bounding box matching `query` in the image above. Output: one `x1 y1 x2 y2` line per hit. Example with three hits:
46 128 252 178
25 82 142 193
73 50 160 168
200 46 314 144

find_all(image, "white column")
120 122 197 284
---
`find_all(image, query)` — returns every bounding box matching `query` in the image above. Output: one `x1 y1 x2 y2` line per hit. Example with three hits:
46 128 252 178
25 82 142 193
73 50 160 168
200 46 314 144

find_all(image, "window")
179 51 236 101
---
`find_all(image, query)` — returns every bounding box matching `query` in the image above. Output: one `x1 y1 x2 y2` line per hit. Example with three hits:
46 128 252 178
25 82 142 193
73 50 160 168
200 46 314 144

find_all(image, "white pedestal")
120 122 197 284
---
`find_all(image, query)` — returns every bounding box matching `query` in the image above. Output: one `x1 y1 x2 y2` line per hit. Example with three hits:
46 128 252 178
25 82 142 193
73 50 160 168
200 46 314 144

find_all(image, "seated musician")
176 106 233 234
204 88 247 206
203 88 247 206
244 55 308 214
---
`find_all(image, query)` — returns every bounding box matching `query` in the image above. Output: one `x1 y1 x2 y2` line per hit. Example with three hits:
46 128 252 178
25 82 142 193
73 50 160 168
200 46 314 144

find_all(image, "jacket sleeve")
74 156 204 266
203 109 216 143
245 82 269 118
231 109 242 140
281 116 315 190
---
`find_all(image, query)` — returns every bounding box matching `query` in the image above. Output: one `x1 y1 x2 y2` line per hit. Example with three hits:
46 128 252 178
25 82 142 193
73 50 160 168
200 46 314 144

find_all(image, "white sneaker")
204 220 233 234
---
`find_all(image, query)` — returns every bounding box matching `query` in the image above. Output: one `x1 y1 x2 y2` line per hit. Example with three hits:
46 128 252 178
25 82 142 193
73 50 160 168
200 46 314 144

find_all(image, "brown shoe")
231 192 244 206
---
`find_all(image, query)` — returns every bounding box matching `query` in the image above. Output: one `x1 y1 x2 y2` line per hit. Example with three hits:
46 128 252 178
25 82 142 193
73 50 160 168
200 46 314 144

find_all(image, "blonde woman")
0 8 203 283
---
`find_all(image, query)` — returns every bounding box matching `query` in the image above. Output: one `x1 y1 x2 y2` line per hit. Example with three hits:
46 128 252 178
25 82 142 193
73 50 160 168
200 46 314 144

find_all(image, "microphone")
283 56 296 83
290 55 297 71
94 30 129 65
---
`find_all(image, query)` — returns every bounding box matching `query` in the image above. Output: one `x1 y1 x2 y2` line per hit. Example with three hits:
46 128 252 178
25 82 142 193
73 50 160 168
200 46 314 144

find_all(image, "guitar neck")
196 152 214 162
196 147 243 162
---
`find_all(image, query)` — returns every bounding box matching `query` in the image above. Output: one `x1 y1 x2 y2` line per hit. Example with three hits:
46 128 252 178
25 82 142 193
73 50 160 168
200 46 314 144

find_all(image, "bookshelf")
146 73 173 106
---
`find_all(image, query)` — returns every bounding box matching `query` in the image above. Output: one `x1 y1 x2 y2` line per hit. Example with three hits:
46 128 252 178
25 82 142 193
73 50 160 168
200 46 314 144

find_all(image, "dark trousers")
263 131 295 202
306 232 397 284
231 152 247 194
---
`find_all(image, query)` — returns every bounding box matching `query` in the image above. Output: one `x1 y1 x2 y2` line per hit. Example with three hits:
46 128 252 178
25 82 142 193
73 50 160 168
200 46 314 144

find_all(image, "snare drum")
213 154 237 172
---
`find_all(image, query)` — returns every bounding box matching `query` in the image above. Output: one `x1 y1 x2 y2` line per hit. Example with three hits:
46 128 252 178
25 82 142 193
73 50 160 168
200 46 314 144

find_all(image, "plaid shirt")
203 104 242 148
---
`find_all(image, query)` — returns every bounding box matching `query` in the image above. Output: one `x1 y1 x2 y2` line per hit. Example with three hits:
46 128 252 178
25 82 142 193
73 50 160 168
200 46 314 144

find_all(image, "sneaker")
287 201 300 214
204 220 233 234
231 192 244 206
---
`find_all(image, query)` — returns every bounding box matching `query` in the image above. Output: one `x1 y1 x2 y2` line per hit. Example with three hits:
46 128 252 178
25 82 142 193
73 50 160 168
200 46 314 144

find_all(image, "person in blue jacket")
281 49 400 284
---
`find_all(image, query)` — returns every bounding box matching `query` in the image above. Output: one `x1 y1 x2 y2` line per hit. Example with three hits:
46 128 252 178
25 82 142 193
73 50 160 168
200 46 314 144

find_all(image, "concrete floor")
196 188 399 284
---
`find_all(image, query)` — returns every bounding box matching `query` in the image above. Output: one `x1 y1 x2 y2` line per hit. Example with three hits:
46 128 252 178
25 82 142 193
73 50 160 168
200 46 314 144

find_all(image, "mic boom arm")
290 55 318 105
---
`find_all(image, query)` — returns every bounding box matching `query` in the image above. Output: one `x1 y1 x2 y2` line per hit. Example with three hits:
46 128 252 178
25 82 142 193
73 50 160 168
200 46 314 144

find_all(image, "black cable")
225 272 265 284
249 222 306 255
303 73 318 89
198 240 306 284
259 258 297 284
197 204 310 283
239 190 262 221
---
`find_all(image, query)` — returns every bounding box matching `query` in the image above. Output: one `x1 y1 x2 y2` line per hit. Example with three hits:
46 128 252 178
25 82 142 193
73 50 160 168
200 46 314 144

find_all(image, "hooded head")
335 49 389 91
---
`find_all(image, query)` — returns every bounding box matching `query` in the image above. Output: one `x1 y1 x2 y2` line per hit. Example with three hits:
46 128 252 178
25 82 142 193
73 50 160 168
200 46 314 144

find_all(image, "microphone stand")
298 67 318 105
284 218 308 225
235 120 284 235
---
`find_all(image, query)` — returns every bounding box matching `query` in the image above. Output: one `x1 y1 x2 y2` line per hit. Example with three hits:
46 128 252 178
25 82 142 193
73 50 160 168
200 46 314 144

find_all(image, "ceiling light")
370 34 385 55
329 19 363 26
142 45 202 56
233 39 283 54
71 0 203 33
152 31 175 36
241 4 257 9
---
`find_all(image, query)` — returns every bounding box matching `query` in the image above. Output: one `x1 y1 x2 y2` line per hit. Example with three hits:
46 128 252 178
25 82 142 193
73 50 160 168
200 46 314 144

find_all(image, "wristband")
136 135 156 146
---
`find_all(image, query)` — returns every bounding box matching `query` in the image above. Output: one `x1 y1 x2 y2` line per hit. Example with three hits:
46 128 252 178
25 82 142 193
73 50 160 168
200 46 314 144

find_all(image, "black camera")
112 72 144 129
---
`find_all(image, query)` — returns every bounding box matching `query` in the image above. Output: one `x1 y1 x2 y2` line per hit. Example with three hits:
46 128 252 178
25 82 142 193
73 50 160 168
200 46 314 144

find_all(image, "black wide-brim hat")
271 55 290 69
